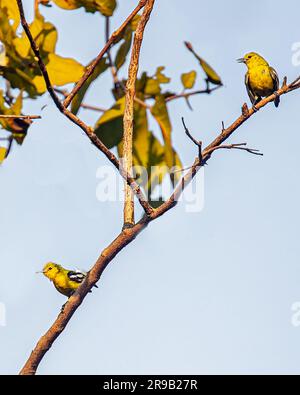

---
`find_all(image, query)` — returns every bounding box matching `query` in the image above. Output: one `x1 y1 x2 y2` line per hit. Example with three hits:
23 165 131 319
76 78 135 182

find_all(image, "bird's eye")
48 267 52 271
248 56 252 59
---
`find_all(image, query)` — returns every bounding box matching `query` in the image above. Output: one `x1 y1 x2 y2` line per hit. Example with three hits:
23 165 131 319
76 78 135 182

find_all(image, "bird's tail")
274 95 280 108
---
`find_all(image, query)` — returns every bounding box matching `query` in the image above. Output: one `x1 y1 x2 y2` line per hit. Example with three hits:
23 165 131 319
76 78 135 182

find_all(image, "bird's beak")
237 58 245 64
36 271 43 274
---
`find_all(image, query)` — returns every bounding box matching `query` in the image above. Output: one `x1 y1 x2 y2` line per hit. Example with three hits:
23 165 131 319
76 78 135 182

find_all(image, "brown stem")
0 115 41 119
122 0 155 227
105 16 119 86
165 85 222 103
54 88 106 113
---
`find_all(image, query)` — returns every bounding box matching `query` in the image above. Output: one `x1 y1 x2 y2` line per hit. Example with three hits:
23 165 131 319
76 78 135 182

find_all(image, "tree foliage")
0 0 222 203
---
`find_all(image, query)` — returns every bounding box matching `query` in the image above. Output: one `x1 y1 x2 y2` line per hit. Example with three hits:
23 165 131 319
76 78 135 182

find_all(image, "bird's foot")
252 105 259 112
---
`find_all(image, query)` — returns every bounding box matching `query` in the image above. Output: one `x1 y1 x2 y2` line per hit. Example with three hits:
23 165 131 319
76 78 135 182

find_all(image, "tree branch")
122 0 155 228
63 0 148 108
0 115 41 119
166 85 222 103
105 16 119 88
54 88 106 113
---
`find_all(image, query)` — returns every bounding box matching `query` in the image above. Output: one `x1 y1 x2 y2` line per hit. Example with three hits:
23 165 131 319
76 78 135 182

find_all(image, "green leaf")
52 0 117 16
181 70 197 89
130 14 141 31
117 103 168 194
94 96 125 148
151 95 173 170
114 29 132 71
71 58 109 115
32 53 84 93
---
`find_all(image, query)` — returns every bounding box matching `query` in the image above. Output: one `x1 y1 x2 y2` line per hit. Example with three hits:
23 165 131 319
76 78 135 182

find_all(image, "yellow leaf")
0 43 8 66
151 96 173 164
53 0 117 16
52 0 79 10
185 41 222 86
181 70 197 89
13 18 45 58
42 21 58 53
0 146 7 164
32 53 84 93
155 66 170 84
0 0 20 31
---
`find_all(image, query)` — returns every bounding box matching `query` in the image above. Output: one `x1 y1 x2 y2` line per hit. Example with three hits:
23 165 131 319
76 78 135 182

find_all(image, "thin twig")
205 143 263 156
0 115 41 119
54 88 106 113
166 85 222 103
181 117 202 160
105 16 119 87
63 0 148 108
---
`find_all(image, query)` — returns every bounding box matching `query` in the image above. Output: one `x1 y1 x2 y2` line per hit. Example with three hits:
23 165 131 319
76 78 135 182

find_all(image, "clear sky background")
1 0 300 374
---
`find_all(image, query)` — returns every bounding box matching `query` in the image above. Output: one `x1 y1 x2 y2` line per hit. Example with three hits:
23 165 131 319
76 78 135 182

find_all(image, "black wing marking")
269 67 280 107
67 270 86 284
269 67 279 91
245 72 257 105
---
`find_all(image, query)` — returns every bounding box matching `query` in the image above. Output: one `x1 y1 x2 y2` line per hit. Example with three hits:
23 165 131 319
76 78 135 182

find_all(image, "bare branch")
54 88 106 113
105 16 119 88
181 117 202 161
63 0 148 108
166 85 222 103
122 0 155 228
205 143 263 156
0 115 41 119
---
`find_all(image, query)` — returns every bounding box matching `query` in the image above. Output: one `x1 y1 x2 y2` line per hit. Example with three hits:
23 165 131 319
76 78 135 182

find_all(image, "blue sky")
1 0 300 374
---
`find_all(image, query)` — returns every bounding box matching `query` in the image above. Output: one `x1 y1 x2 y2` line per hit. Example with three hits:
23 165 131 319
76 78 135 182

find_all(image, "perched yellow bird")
40 262 88 297
237 52 280 108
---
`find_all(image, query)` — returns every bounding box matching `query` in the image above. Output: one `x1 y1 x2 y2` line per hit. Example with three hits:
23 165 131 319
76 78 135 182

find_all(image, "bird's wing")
270 67 280 107
269 67 279 91
67 270 86 284
245 72 256 104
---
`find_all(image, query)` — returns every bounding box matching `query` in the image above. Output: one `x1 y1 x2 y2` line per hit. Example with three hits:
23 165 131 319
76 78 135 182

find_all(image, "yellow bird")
40 262 88 297
237 52 280 108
